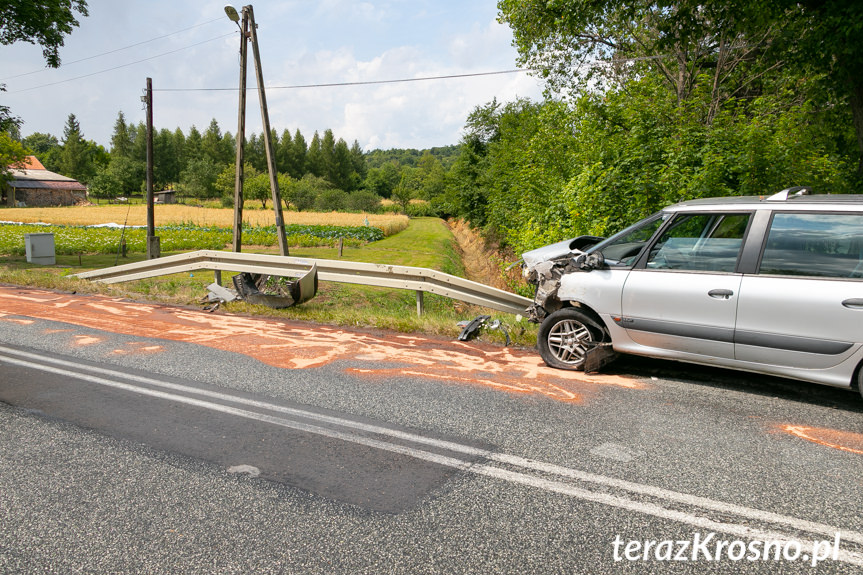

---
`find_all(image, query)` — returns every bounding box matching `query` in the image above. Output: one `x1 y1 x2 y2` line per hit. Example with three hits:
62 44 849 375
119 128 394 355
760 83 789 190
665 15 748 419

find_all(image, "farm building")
3 156 88 207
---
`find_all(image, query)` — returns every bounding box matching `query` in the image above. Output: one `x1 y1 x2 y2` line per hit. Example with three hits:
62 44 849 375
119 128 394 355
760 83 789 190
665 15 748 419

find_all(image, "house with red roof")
3 156 88 207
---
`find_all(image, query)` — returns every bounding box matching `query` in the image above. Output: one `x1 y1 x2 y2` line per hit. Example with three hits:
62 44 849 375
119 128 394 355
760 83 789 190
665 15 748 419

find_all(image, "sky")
1 0 545 152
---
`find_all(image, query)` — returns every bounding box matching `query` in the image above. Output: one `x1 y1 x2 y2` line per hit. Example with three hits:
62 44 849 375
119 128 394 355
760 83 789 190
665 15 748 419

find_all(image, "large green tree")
1 0 88 67
498 0 863 172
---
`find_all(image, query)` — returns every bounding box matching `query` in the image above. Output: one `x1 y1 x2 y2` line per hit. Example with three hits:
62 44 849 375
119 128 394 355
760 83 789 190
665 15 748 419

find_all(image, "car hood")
521 235 607 269
522 239 583 268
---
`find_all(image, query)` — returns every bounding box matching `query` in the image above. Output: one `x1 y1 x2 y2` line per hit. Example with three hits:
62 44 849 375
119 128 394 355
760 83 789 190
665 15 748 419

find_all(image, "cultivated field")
1 205 409 236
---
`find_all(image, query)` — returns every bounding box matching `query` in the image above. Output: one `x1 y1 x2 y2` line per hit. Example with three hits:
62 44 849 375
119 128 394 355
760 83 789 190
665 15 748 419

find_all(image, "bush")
347 190 382 213
406 200 439 217
315 188 349 212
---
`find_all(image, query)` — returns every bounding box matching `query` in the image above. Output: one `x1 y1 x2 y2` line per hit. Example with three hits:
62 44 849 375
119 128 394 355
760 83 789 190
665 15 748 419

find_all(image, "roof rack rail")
766 186 812 201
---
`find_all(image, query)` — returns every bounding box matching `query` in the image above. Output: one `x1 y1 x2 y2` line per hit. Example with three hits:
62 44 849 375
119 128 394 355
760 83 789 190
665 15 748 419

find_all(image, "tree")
391 170 421 214
498 0 863 172
245 132 266 172
179 156 220 199
245 171 271 208
201 118 232 166
417 151 446 200
288 128 307 178
0 132 28 190
306 131 323 176
364 161 401 198
88 156 145 199
1 0 89 68
276 128 292 174
22 132 59 155
291 174 331 211
185 125 202 161
349 140 367 182
154 128 181 186
330 138 355 191
771 0 863 173
57 113 94 182
110 111 132 158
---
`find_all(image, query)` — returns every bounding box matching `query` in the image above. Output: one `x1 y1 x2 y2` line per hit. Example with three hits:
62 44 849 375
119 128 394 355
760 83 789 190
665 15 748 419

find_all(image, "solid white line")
2 345 863 560
0 352 472 471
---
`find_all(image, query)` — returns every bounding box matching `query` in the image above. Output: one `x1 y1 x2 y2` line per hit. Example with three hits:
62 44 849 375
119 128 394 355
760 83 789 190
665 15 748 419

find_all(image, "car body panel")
619 270 743 358
735 276 863 369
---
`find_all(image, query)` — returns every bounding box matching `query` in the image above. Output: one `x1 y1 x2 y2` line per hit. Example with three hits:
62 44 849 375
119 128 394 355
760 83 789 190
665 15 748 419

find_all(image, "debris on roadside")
457 314 511 346
231 265 318 309
199 265 318 311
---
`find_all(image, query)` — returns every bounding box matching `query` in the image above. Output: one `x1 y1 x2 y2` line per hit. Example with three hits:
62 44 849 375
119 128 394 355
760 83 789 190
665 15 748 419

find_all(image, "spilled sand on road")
780 424 863 456
0 286 645 403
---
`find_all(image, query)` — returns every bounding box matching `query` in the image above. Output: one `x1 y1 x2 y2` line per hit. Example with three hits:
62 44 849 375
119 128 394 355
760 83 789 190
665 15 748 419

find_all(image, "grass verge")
0 217 537 347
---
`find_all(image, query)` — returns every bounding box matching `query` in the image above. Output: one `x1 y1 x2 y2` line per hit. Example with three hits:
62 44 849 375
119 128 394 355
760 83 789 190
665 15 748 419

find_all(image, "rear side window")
758 213 863 278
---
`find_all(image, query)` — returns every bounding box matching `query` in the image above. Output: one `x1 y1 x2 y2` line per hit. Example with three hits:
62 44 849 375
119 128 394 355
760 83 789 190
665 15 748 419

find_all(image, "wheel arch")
559 300 610 341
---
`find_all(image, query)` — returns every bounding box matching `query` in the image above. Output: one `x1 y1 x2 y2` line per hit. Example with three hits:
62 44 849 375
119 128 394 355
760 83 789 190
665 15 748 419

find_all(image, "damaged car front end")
521 235 604 323
520 213 668 371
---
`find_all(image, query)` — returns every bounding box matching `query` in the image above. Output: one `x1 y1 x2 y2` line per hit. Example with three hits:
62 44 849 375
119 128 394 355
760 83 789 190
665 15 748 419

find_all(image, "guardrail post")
214 270 222 286
416 290 424 316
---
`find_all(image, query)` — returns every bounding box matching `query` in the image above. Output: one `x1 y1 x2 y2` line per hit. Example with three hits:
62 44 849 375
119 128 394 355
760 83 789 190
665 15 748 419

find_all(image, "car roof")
667 193 863 211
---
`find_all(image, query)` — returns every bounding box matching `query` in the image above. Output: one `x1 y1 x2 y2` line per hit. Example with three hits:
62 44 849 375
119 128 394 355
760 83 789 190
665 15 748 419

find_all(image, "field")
0 205 410 256
0 204 409 236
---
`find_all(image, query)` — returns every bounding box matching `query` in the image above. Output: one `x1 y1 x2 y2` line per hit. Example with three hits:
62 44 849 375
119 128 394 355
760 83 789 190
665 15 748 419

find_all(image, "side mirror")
574 251 605 271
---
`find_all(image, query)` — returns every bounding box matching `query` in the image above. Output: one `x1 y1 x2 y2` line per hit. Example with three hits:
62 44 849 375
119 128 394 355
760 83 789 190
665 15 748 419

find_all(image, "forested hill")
365 146 459 170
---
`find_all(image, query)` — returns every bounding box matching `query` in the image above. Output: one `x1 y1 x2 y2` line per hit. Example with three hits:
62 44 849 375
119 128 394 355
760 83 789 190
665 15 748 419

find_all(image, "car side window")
758 213 863 278
646 213 751 272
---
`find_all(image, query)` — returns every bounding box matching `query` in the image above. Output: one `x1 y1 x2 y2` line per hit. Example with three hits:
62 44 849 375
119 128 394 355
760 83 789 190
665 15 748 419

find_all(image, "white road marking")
2 344 863 566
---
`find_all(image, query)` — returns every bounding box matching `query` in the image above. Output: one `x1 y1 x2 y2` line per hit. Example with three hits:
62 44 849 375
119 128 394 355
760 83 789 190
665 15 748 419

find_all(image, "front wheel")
537 308 605 370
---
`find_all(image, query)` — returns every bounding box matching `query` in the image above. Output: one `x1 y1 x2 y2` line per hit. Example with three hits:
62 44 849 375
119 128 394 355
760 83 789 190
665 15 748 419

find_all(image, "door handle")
842 298 863 309
708 289 734 299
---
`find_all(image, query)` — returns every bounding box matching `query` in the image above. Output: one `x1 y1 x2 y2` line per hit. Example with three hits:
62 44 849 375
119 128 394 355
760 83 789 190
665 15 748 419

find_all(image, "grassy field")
0 213 534 346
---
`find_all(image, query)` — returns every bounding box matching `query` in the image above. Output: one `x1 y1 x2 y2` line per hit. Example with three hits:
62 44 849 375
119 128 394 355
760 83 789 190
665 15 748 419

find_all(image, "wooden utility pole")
228 4 288 256
246 5 288 256
145 77 160 259
231 11 249 252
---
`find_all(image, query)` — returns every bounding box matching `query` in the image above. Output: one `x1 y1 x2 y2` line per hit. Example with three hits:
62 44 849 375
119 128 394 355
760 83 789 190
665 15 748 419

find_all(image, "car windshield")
587 212 669 266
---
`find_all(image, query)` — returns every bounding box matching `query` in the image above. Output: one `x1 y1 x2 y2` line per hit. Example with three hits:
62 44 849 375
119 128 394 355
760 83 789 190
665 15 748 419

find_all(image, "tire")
857 364 863 401
537 308 605 371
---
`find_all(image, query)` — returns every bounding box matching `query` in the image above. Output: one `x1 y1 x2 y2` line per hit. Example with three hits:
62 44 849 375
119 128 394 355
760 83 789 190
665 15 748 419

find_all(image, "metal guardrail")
75 250 532 316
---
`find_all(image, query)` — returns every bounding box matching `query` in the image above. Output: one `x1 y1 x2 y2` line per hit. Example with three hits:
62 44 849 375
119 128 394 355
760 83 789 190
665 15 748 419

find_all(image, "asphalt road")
1 286 863 574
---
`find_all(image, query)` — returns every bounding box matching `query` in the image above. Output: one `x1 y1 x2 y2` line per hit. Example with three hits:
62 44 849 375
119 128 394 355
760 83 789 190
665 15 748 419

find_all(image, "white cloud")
3 0 543 152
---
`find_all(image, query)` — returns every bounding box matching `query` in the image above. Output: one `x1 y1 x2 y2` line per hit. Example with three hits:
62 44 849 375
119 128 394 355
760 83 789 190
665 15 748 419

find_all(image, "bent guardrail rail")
75 250 532 316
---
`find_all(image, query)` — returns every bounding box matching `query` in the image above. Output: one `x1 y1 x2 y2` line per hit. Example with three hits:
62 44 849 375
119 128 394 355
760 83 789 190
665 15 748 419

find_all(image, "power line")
0 17 224 82
153 69 533 92
7 33 236 94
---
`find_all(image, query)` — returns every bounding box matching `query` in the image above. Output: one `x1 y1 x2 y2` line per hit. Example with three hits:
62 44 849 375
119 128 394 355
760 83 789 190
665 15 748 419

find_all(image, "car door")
618 212 752 359
735 211 863 369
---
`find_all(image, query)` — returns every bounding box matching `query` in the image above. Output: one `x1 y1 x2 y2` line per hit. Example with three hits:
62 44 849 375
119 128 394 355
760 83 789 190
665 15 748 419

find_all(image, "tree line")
431 0 863 255
14 111 459 214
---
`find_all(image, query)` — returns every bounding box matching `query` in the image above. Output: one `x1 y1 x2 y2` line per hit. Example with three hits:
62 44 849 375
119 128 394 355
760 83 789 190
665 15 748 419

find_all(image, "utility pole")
231 10 249 252
226 4 288 256
145 77 160 259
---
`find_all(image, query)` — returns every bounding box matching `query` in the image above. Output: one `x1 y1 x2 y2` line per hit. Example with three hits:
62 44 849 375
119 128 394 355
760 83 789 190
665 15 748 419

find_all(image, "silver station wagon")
522 188 863 396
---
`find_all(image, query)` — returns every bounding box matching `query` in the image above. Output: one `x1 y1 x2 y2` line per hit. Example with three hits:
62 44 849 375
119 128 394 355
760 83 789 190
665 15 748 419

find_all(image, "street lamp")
224 5 240 22
225 4 289 256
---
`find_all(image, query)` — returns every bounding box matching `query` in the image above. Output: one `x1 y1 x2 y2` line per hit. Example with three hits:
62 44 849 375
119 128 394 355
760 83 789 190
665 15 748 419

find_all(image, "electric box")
25 233 55 265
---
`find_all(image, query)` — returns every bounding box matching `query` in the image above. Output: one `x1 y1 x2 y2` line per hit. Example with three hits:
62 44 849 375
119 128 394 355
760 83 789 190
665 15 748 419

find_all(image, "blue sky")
1 0 544 151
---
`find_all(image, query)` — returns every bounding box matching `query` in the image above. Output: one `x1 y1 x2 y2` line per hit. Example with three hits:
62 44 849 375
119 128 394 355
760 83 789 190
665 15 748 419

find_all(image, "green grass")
0 217 535 346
